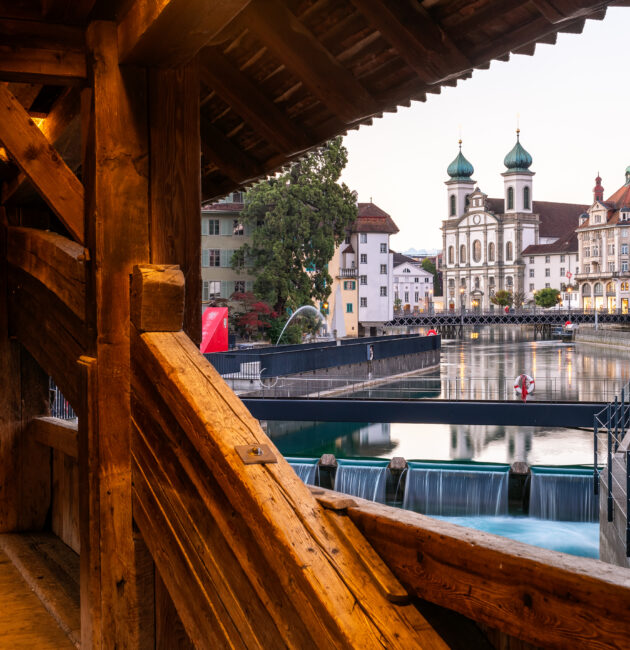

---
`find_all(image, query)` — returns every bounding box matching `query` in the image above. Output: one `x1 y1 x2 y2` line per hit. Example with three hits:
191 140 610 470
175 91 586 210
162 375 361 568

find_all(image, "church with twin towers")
441 131 585 311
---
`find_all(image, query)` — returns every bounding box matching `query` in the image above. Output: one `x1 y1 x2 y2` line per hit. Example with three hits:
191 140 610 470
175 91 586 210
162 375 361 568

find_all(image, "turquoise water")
435 516 599 558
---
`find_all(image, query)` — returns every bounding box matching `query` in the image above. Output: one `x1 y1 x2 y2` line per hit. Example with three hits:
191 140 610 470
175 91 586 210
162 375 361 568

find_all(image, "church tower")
502 129 534 213
445 140 475 219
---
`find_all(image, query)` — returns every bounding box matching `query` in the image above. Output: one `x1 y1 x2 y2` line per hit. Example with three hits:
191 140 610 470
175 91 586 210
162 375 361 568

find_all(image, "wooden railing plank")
29 416 78 459
346 496 630 650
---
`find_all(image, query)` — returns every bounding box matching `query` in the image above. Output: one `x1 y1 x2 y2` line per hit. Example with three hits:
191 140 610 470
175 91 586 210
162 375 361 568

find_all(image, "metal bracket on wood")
235 444 277 464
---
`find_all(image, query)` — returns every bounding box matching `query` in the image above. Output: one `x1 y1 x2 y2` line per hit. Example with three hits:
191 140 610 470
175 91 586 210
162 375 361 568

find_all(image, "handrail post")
615 396 620 452
627 450 630 557
594 416 599 496
608 403 614 522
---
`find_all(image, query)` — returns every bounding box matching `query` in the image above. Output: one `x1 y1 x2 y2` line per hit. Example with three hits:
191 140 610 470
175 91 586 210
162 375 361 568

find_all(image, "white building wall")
524 252 579 307
356 232 392 324
393 263 434 312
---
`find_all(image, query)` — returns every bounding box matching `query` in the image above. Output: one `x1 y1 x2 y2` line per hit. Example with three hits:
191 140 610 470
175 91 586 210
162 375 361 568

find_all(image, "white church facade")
442 132 586 310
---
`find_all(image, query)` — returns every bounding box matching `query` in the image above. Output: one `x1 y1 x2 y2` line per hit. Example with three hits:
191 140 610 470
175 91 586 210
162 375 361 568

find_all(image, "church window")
474 277 480 289
450 195 456 216
506 276 513 287
472 240 481 262
506 241 513 261
460 245 466 264
523 186 530 210
489 277 495 286
448 246 454 264
507 186 514 210
465 194 471 209
448 278 455 287
488 242 495 262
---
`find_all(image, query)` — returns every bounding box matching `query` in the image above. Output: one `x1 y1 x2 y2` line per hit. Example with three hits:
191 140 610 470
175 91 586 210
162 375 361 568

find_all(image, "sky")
340 7 630 253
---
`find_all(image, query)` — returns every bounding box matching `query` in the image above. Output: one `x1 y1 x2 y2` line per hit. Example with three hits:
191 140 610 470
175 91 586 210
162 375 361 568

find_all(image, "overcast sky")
340 7 630 253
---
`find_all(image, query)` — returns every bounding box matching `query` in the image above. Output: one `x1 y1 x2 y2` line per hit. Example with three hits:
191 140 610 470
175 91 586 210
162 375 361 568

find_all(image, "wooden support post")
83 21 150 648
149 63 201 344
0 211 50 533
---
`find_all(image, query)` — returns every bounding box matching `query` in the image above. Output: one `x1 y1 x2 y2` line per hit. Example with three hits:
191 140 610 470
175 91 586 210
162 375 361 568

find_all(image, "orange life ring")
514 374 535 401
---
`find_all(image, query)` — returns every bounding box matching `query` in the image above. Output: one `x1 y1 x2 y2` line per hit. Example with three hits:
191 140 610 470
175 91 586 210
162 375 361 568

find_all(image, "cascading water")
287 459 318 485
403 462 510 516
334 461 388 502
529 467 598 522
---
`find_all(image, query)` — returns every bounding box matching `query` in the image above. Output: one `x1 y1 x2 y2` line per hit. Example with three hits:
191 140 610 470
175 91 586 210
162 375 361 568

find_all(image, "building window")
487 242 495 262
360 254 367 264
545 268 550 277
380 286 387 296
622 244 628 255
232 220 244 236
414 277 419 283
609 244 615 255
529 256 534 264
544 256 550 263
560 267 565 276
380 264 387 274
523 186 530 210
592 246 599 256
202 218 220 236
202 280 221 302
623 229 629 238
545 283 550 288
560 255 565 263
448 246 454 264
414 291 419 302
345 236 351 244
623 261 629 272
360 275 367 285
489 277 495 286
506 241 513 261
346 303 353 313
529 283 534 291
202 249 220 267
529 269 534 278
505 276 513 287
595 215 602 224
594 283 603 296
343 281 355 290
473 239 481 262
609 262 615 272
474 277 480 289
585 264 591 273
360 297 367 307
448 278 455 287
621 281 629 291
450 194 456 216
460 244 466 264
507 186 514 210
582 284 591 296
380 243 387 253
360 233 367 243
404 292 409 303
403 268 410 273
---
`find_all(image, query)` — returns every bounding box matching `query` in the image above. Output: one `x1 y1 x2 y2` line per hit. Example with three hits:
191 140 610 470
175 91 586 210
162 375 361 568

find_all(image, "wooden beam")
29 416 78 459
41 0 97 23
0 85 84 243
347 496 630 650
200 48 311 154
149 64 201 343
131 264 185 333
117 0 251 66
348 0 471 84
200 115 264 183
241 0 379 123
3 88 82 206
6 226 87 320
530 0 609 23
84 20 150 648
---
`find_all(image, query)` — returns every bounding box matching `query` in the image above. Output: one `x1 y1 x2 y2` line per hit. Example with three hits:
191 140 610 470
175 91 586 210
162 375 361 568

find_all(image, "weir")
529 467 598 522
334 460 388 502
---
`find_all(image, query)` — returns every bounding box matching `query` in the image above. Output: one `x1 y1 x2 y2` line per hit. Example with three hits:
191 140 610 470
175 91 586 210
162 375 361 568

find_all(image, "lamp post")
567 286 572 313
428 288 434 314
460 287 465 315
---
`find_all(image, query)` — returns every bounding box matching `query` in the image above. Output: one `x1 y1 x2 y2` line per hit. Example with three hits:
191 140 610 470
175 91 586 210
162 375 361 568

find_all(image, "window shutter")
201 218 209 236
220 219 231 235
202 249 209 267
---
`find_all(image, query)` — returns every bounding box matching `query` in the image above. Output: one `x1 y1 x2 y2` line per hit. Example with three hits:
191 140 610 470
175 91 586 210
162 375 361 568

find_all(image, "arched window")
594 282 603 296
606 281 614 294
474 276 480 289
506 276 513 287
460 244 466 264
488 242 495 262
582 284 591 296
506 241 513 261
621 281 629 291
473 240 481 262
507 186 514 210
450 194 456 216
448 278 455 287
465 194 471 210
523 186 530 210
448 246 454 264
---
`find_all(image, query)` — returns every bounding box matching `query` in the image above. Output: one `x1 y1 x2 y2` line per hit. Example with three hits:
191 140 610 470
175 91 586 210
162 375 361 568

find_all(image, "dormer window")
595 215 601 224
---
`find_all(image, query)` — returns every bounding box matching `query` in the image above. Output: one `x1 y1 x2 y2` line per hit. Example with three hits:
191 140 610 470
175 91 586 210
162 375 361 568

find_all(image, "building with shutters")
392 253 434 313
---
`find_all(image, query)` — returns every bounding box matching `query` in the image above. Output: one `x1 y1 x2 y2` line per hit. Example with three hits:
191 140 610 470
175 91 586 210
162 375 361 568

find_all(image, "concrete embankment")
574 326 630 351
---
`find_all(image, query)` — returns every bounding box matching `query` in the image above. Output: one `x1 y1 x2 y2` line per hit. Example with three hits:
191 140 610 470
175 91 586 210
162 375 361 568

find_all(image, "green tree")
490 290 513 307
421 258 442 296
534 287 561 308
233 137 357 314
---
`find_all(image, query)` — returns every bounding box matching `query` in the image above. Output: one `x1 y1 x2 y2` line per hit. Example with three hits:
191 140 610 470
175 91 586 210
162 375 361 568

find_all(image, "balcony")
338 267 357 278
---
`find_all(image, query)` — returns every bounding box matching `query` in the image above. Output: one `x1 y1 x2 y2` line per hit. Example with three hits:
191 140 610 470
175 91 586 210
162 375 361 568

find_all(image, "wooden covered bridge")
1 0 629 647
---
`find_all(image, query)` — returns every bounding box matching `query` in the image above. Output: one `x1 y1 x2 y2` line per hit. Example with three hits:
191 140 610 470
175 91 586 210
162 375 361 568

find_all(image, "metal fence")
49 377 76 420
594 381 630 556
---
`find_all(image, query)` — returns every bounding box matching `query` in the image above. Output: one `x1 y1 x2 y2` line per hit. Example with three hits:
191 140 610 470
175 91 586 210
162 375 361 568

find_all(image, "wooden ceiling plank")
241 0 379 123
0 46 85 85
41 0 97 23
200 48 311 154
348 0 471 84
200 116 264 183
0 85 84 243
531 0 609 22
117 0 251 67
3 88 82 205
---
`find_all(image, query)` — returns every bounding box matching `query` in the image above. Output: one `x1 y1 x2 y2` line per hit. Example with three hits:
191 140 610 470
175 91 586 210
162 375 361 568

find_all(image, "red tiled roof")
353 202 399 234
606 183 630 208
521 231 578 256
485 198 587 239
201 202 244 212
342 244 355 254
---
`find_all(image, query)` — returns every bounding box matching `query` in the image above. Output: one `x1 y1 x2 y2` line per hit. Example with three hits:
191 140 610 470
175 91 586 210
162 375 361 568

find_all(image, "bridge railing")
594 381 630 557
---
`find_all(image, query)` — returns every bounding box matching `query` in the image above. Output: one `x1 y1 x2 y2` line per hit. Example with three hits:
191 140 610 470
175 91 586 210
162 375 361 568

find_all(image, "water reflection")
266 327 627 465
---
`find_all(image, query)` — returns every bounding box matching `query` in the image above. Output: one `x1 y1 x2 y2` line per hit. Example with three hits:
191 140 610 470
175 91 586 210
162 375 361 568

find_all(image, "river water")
267 326 630 466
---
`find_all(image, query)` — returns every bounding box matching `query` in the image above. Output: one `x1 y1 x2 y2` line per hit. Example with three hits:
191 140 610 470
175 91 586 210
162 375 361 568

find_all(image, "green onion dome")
447 140 474 180
504 129 533 171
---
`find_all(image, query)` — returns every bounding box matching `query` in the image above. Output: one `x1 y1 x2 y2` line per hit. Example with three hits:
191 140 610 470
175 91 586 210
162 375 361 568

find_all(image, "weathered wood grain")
347 496 630 650
148 63 201 342
155 571 194 650
29 416 78 459
118 0 250 66
0 84 84 242
131 264 185 333
7 226 86 320
52 450 80 553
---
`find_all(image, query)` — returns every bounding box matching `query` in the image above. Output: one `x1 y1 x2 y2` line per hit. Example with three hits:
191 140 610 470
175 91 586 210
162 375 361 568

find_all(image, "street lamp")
567 286 572 313
459 287 465 314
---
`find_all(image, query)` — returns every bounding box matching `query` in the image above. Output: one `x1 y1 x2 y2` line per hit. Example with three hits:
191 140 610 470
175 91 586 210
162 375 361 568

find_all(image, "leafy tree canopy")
421 258 442 296
230 292 277 340
490 290 513 307
534 287 561 308
233 137 357 314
